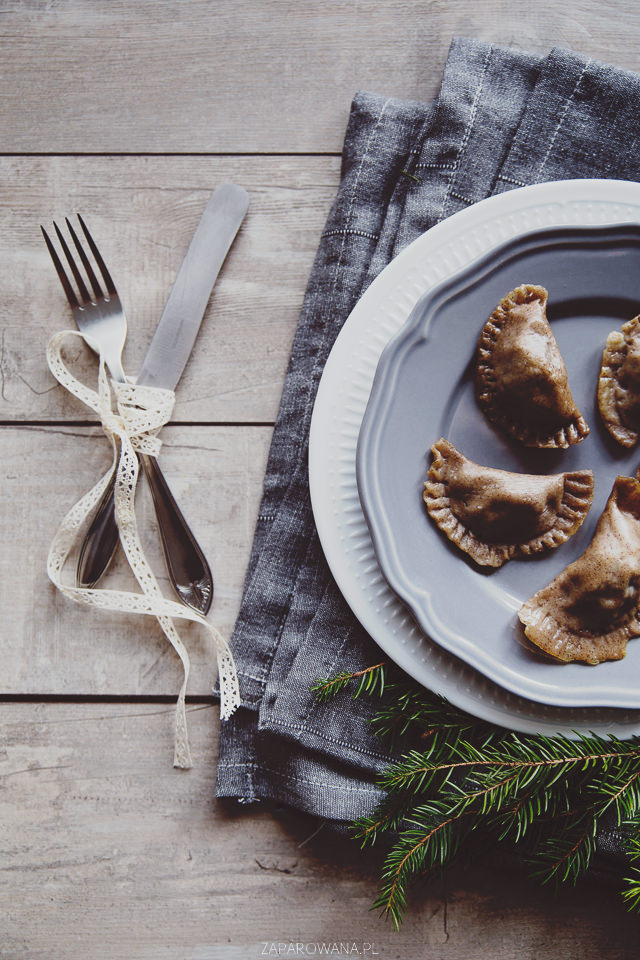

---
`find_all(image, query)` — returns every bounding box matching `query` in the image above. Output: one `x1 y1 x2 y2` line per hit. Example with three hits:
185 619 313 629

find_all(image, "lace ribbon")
46 330 240 768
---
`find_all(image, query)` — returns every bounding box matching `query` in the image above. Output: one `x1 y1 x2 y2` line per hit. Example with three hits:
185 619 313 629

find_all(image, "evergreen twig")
314 663 640 928
311 661 387 703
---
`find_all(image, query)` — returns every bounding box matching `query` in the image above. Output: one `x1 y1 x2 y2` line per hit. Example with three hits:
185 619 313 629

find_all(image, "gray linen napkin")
215 37 640 861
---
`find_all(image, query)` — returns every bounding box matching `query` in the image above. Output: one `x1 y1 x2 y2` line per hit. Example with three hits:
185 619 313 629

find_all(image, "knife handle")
140 453 214 615
76 456 214 616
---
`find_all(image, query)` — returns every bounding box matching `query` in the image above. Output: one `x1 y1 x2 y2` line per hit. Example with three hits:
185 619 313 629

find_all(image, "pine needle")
313 661 640 925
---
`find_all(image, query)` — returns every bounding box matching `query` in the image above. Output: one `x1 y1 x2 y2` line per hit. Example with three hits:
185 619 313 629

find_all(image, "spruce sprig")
622 830 640 910
314 662 640 928
311 661 387 703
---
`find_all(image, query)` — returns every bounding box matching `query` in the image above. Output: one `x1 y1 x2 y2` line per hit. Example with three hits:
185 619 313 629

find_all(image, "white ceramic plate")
309 179 640 736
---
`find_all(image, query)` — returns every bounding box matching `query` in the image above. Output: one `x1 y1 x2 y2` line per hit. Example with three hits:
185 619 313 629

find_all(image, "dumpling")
519 476 640 664
598 314 640 447
423 438 594 567
476 284 589 448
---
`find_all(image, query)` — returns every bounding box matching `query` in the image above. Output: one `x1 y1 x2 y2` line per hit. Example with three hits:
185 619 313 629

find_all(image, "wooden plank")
1 701 639 959
4 0 640 153
0 155 338 423
0 424 270 695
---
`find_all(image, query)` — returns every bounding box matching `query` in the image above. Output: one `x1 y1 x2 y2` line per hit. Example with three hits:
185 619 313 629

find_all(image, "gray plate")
357 224 640 708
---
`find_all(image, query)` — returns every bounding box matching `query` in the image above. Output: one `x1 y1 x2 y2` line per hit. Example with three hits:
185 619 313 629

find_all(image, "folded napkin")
215 37 640 862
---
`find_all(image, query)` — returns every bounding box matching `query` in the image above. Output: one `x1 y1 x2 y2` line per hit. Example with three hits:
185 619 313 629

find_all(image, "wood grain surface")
4 0 640 153
2 702 639 960
3 1 640 956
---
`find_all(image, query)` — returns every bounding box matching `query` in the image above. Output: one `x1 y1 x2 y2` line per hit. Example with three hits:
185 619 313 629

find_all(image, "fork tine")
41 225 80 309
63 217 102 302
77 214 117 297
53 220 94 305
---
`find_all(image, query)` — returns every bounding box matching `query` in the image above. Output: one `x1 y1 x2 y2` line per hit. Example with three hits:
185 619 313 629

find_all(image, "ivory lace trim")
46 330 240 769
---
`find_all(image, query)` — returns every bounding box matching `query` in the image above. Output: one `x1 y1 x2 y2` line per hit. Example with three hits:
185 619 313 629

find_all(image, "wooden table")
3 2 640 956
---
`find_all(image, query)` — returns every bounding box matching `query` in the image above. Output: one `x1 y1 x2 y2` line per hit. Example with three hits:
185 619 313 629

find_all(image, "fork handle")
76 456 214 615
76 478 120 588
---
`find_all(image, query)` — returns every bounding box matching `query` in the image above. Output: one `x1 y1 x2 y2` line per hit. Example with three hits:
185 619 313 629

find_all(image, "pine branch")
591 769 640 821
353 795 413 847
527 810 598 885
371 682 486 745
622 827 640 911
380 733 640 796
373 806 473 929
492 784 571 844
313 661 640 923
311 662 387 703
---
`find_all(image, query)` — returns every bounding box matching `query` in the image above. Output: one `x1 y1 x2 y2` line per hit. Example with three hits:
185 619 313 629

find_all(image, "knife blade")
77 183 249 613
137 182 250 389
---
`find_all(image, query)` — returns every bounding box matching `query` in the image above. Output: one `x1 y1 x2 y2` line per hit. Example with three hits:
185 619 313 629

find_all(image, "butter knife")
77 183 250 614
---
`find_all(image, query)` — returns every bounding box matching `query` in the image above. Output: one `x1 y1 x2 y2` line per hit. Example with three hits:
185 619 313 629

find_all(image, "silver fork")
41 215 213 615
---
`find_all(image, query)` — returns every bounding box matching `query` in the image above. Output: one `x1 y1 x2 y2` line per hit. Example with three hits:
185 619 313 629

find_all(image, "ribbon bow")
46 330 240 768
